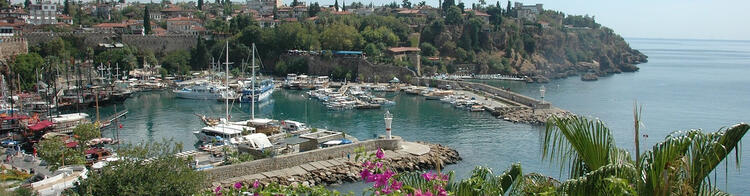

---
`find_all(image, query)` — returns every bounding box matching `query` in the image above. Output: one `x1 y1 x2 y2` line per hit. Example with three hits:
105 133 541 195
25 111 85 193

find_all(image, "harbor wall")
0 37 28 60
415 78 550 109
21 32 198 53
204 139 401 183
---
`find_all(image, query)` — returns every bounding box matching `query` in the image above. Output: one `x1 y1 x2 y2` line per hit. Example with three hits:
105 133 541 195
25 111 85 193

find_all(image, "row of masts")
220 42 260 122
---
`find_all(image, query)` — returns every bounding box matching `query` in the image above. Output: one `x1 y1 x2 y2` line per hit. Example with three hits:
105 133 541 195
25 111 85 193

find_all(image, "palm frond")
510 173 561 196
447 164 523 196
639 130 693 196
544 116 621 178
689 123 749 192
558 163 638 195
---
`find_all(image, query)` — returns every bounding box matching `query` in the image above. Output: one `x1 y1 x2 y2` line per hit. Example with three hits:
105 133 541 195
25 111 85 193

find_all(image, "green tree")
190 36 210 70
143 6 152 34
63 0 70 14
24 0 30 9
197 0 203 10
35 137 85 171
506 0 511 16
543 116 749 195
320 24 362 50
419 42 437 56
334 0 339 11
161 50 191 75
291 0 301 6
401 0 411 8
442 0 454 12
73 123 101 144
364 43 380 57
445 6 463 25
308 2 321 17
74 140 205 195
10 53 45 91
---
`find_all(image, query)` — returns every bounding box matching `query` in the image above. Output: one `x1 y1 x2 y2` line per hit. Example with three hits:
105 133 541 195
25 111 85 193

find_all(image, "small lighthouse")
384 110 393 139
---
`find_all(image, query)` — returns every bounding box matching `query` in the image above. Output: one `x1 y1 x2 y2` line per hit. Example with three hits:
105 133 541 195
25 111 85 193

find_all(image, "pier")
412 78 570 124
205 139 460 188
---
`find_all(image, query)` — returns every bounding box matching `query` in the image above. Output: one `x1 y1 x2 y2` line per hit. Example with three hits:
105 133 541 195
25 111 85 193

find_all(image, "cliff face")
526 27 647 81
422 11 648 82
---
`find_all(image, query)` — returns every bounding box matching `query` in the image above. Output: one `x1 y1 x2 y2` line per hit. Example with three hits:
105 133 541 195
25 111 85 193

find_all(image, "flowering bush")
200 179 343 196
356 147 451 196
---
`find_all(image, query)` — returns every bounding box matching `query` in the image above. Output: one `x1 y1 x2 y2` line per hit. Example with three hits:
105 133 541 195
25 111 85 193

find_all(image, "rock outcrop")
211 142 461 189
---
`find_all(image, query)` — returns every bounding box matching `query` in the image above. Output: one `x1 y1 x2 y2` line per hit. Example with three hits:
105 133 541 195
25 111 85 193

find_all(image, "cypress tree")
63 0 69 14
342 0 346 11
334 0 339 11
144 6 152 34
24 0 31 9
506 0 511 16
198 0 203 10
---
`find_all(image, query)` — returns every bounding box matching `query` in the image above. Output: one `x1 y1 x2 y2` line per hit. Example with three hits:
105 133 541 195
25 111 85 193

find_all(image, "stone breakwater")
490 107 572 125
209 142 460 188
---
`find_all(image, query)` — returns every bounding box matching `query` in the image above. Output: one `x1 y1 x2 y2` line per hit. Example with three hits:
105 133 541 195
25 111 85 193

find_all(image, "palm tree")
543 115 749 195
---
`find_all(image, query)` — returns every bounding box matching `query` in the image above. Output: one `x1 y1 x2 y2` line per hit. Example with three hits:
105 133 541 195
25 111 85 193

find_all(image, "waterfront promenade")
206 139 460 188
412 78 570 124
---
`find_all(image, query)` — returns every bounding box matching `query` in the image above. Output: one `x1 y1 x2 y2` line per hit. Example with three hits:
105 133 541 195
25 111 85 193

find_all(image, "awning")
27 120 53 131
2 115 29 121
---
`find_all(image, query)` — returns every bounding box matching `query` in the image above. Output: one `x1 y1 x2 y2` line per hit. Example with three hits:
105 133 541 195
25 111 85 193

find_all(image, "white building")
28 1 57 25
246 0 282 16
514 3 542 21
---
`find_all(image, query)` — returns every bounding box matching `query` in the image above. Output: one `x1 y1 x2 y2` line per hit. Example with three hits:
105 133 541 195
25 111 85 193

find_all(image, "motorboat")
174 82 235 100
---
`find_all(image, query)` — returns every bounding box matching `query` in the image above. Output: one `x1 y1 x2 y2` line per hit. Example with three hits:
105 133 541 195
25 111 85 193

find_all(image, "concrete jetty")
413 78 570 124
205 139 460 188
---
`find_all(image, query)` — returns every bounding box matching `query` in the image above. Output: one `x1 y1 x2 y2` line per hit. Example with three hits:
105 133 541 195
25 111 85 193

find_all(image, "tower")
384 110 392 139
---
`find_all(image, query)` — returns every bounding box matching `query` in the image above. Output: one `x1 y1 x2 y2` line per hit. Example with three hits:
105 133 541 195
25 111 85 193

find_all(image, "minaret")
384 110 392 139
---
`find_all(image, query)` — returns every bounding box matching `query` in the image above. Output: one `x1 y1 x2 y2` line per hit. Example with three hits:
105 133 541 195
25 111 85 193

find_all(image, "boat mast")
225 42 230 121
251 43 256 120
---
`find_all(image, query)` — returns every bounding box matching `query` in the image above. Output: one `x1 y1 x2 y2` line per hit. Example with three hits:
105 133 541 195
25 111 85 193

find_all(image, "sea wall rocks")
209 142 460 189
490 107 571 125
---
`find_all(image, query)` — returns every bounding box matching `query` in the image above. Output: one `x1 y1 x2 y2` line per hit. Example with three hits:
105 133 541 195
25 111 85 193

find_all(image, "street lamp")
384 111 393 139
539 85 546 104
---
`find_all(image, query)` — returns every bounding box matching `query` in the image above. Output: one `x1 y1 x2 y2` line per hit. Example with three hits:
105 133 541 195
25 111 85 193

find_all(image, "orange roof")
167 16 200 22
472 10 490 17
94 23 128 28
332 11 352 15
57 14 73 20
161 5 184 12
397 9 420 14
191 25 206 31
388 47 421 53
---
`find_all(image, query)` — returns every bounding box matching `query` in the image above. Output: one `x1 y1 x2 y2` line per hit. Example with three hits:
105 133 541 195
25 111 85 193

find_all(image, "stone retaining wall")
204 139 401 183
0 37 28 60
415 78 549 108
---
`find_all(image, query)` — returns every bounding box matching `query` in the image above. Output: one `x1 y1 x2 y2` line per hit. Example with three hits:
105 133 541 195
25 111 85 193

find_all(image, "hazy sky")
14 0 749 40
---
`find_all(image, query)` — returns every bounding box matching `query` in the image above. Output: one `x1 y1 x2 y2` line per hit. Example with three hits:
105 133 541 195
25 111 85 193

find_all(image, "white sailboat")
193 43 270 147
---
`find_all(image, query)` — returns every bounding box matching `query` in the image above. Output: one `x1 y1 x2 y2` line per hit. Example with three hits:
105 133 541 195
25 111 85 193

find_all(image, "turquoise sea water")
90 38 750 193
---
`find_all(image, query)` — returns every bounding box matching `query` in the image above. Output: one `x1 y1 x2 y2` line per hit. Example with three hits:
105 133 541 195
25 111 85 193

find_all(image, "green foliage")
545 115 750 195
229 14 256 34
401 0 411 8
321 24 362 50
563 14 601 28
9 53 45 91
161 50 191 75
35 138 85 171
94 47 138 71
73 123 101 143
361 26 399 47
143 6 151 34
75 140 204 195
445 6 463 25
419 43 437 57
364 43 381 57
198 0 203 10
308 2 321 17
190 36 210 70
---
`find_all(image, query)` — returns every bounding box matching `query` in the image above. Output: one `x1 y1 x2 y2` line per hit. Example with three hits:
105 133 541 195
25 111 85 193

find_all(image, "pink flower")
252 180 259 188
375 162 383 168
413 189 434 196
435 185 448 196
214 186 221 193
360 169 372 180
440 174 449 181
376 148 385 159
234 182 243 189
421 172 435 181
391 180 403 190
